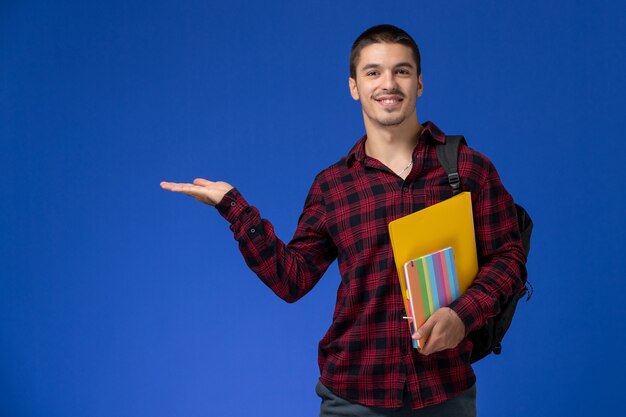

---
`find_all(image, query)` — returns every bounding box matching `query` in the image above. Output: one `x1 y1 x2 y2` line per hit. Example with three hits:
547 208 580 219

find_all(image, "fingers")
419 332 443 356
413 315 436 341
415 308 465 356
161 180 207 189
418 314 449 355
413 315 438 355
193 178 213 186
160 181 177 190
161 180 210 193
161 179 213 191
160 181 191 192
161 179 230 206
160 181 205 197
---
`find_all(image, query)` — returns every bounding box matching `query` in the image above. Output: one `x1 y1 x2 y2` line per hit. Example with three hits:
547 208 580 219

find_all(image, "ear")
349 77 360 101
417 74 424 97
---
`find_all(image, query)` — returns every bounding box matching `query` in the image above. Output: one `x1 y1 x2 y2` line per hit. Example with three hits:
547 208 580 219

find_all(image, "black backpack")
437 136 533 363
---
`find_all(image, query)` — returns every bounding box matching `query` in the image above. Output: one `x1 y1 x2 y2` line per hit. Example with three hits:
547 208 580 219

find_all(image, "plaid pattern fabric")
215 121 526 409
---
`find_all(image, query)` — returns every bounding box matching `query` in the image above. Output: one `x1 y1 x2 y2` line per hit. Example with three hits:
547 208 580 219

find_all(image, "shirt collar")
346 121 446 167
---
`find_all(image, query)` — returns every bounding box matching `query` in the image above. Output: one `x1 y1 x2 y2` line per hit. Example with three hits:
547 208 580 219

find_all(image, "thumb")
193 178 213 187
413 315 437 340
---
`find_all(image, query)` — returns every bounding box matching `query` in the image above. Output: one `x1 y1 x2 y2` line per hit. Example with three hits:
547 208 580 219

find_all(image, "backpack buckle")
447 173 461 191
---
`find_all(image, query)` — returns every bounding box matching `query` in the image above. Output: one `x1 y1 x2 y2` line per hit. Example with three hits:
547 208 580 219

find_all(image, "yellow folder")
388 192 478 320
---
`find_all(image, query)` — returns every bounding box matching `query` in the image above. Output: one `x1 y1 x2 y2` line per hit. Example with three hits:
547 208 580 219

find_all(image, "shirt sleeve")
448 160 527 334
214 178 338 303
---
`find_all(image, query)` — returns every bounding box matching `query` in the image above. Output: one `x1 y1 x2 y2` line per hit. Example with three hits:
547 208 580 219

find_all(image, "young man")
161 25 526 416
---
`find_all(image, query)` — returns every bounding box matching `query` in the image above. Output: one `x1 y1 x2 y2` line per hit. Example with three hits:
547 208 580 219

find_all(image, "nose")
381 70 398 91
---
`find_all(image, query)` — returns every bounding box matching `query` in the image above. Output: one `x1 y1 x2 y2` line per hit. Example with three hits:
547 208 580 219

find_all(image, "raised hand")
160 178 234 206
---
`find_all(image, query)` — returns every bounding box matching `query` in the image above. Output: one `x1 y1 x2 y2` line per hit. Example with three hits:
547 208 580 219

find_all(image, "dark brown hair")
349 24 421 79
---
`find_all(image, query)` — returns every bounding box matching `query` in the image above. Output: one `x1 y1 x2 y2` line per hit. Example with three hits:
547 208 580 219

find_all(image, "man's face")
349 43 423 128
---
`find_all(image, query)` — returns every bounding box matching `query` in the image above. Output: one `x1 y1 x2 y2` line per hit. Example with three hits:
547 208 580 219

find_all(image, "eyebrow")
360 62 415 71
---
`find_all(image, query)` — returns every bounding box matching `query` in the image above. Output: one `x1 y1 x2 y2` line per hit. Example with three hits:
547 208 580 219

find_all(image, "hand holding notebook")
402 247 464 350
412 306 465 355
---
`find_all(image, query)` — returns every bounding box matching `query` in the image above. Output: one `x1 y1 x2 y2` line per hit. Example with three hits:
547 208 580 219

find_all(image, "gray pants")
316 381 476 417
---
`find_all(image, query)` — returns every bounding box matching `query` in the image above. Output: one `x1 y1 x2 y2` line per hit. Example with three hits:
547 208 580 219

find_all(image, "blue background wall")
2 1 624 416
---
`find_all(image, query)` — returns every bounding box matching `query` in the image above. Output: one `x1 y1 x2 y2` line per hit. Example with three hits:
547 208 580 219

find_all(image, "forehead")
355 43 416 69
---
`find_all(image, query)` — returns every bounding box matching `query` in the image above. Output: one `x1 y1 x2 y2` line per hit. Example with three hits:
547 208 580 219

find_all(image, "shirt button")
230 201 236 207
250 228 256 234
402 187 409 192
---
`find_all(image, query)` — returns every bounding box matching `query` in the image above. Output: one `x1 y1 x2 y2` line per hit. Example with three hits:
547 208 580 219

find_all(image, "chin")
378 116 406 127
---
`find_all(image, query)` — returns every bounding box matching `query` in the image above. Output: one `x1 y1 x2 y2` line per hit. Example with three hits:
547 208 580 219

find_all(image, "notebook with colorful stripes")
403 247 460 349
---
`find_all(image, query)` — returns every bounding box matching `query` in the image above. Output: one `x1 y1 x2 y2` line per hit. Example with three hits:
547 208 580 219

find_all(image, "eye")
396 68 410 75
366 70 379 77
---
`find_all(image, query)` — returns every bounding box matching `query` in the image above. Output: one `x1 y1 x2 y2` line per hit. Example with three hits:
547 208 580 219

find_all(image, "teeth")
381 99 397 104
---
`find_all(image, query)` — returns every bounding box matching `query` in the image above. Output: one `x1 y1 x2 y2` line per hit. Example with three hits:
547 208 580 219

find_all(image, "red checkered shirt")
215 121 527 409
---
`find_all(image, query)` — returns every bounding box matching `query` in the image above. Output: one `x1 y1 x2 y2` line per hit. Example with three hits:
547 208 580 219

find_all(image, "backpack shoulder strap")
436 135 466 196
435 134 533 362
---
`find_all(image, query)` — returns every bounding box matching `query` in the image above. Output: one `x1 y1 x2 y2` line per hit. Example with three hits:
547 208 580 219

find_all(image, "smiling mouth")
375 96 403 107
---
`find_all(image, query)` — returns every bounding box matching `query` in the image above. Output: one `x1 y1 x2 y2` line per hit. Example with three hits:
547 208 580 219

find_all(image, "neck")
363 115 424 169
